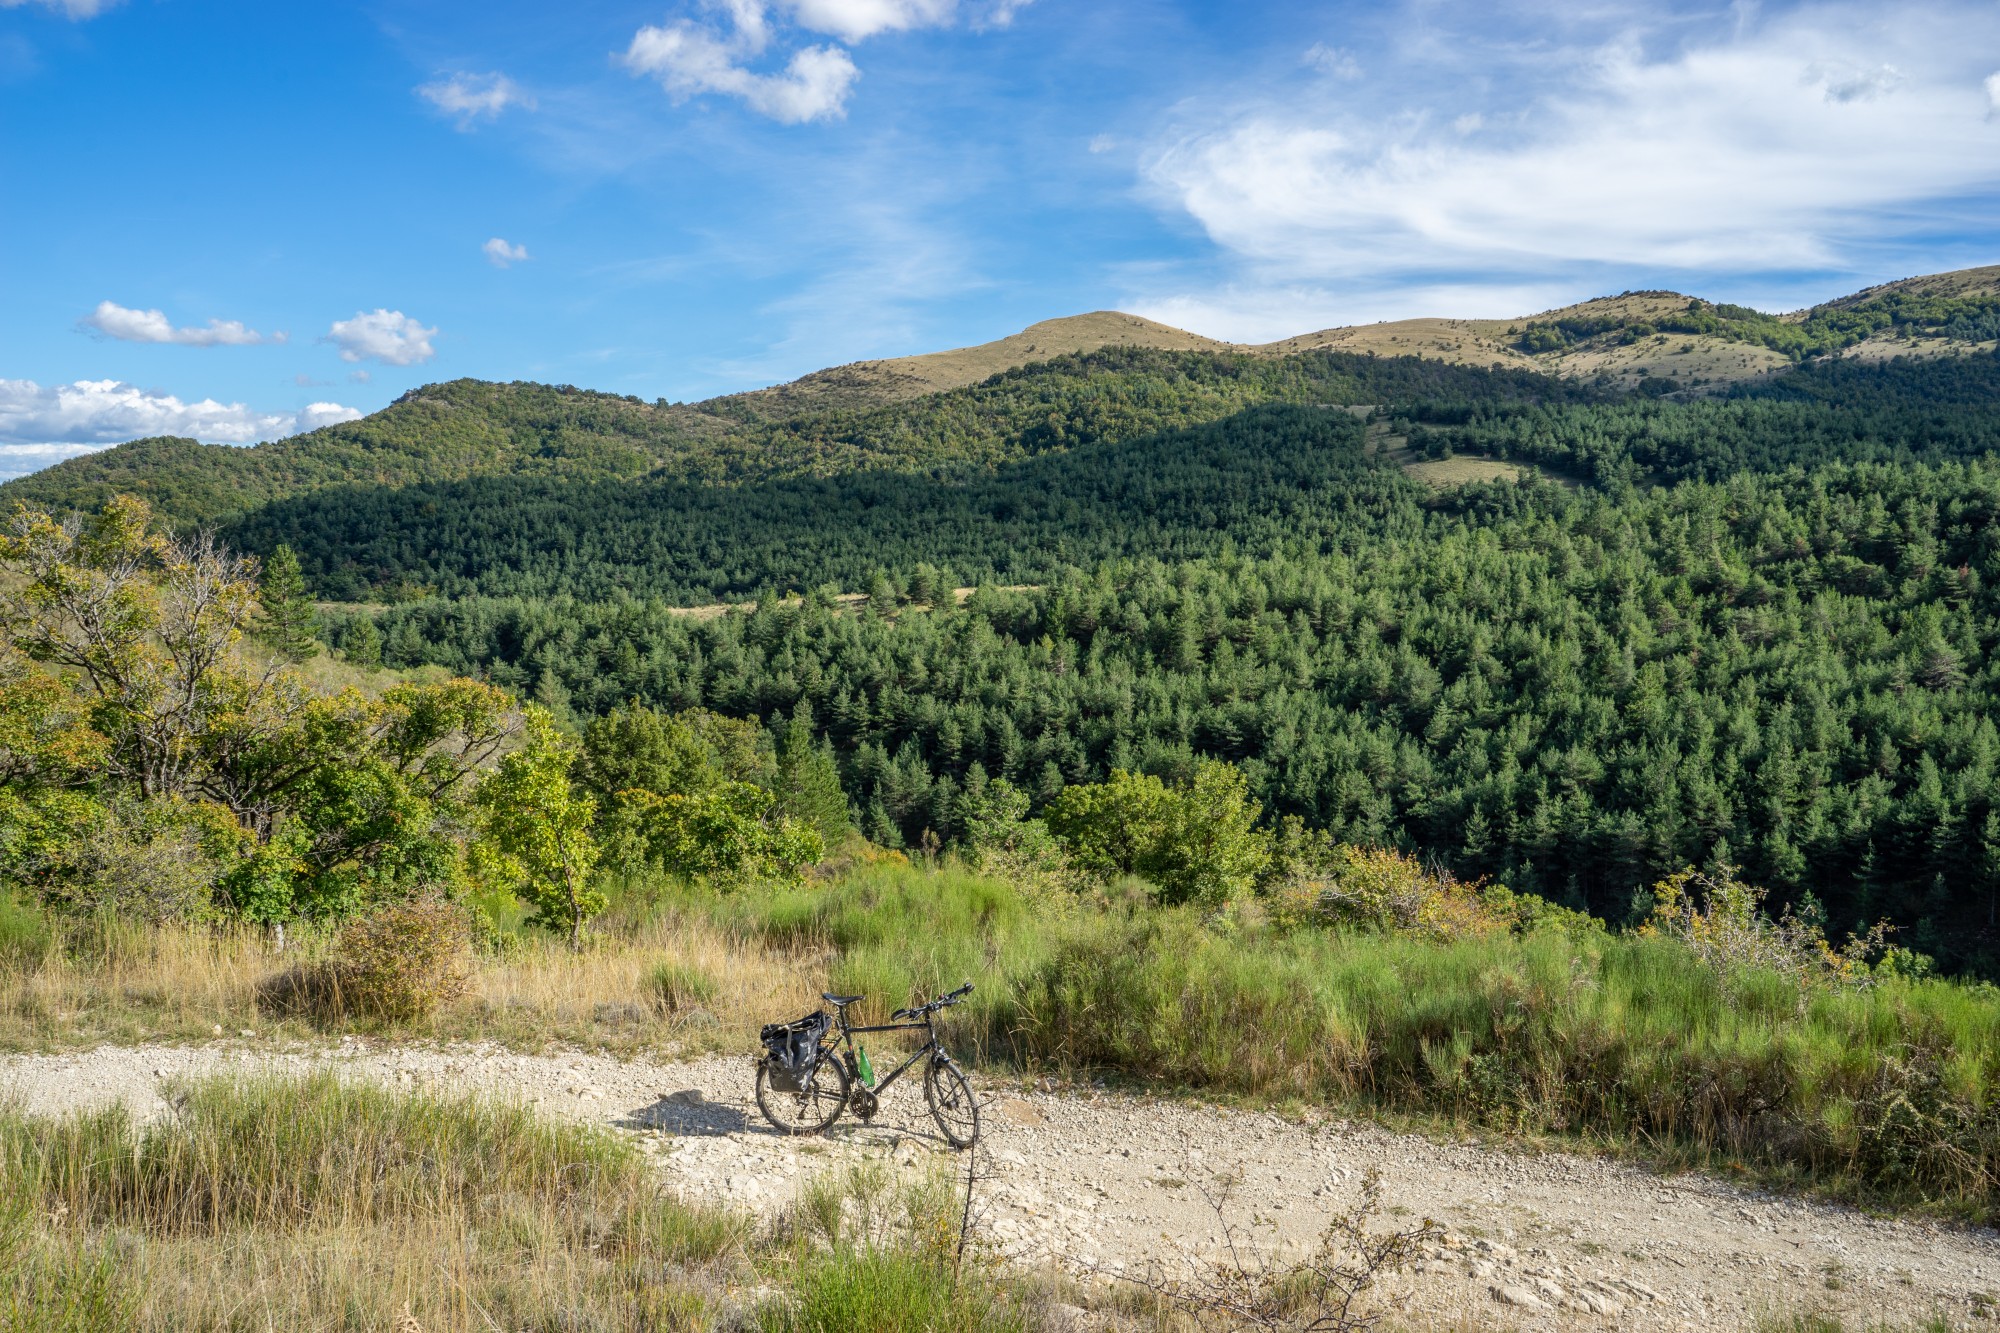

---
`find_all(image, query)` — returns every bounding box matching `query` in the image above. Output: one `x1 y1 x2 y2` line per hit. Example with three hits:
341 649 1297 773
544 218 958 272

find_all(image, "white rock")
1491 1284 1549 1310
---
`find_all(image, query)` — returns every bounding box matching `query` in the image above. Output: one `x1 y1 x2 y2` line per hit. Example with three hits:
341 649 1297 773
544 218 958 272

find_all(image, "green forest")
9 336 2000 975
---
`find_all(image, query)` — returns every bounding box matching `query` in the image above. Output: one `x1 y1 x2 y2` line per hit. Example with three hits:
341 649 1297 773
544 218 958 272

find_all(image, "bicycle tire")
756 1057 849 1136
923 1057 979 1149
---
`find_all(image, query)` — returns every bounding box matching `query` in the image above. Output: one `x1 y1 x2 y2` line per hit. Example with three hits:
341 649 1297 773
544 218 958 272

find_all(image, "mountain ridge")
6 263 1995 527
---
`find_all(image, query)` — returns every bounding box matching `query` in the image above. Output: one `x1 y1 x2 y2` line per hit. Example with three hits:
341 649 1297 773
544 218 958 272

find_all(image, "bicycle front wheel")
924 1057 980 1149
756 1057 850 1136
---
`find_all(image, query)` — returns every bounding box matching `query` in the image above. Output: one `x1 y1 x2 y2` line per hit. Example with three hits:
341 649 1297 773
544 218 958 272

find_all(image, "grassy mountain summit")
710 311 1237 418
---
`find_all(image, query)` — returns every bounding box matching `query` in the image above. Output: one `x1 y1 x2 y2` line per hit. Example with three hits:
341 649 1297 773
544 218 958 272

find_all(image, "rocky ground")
4 1039 1996 1330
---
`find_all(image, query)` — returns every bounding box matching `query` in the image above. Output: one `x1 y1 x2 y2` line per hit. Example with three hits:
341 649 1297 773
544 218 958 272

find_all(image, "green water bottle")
856 1046 877 1088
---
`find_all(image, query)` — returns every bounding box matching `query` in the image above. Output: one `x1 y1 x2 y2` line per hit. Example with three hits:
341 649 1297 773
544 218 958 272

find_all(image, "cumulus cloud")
785 0 952 43
325 309 438 366
295 402 365 432
622 0 1019 122
624 13 857 123
483 237 531 268
0 378 359 455
0 0 118 18
1987 70 2000 113
418 72 532 128
1139 0 2000 326
79 300 278 347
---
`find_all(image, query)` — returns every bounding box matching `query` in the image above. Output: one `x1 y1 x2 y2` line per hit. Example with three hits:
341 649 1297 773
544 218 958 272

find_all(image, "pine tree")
774 703 849 847
259 544 319 660
340 617 381 668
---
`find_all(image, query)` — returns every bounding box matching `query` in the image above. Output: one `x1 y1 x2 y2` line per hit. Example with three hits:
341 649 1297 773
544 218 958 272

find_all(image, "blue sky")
3 0 1999 477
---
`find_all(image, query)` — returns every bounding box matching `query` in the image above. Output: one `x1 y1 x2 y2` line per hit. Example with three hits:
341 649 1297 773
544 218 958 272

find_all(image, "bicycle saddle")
821 993 864 1006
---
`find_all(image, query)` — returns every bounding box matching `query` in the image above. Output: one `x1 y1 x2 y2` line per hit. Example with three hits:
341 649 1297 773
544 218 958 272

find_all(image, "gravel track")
5 1039 1997 1330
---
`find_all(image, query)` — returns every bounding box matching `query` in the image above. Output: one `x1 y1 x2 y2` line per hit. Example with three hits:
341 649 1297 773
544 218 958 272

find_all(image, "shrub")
1641 866 1889 993
1045 762 1268 906
649 959 720 1012
1270 845 1511 941
260 894 470 1023
37 797 237 925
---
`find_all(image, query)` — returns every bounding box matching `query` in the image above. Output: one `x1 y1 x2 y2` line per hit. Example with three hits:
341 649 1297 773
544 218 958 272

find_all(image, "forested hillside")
11 279 2000 974
2 346 1588 531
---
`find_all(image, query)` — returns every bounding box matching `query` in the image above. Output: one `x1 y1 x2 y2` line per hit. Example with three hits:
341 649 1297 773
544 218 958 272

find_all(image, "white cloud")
418 72 532 128
0 444 110 483
980 0 1031 27
1808 61 1903 103
1088 133 1116 154
1303 43 1360 79
1140 1 2000 322
0 0 117 18
325 309 438 366
295 402 364 432
623 14 858 124
79 300 278 347
1987 70 2000 113
0 378 359 452
621 0 1015 122
784 0 952 43
483 237 531 267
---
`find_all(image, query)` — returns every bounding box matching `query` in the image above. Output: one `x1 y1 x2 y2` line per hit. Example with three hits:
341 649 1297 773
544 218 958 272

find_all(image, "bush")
260 894 470 1023
649 959 719 1012
1269 845 1511 941
37 797 237 925
1641 866 1889 993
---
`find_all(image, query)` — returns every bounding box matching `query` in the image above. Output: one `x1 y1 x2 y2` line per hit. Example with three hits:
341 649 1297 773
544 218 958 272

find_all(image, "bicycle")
754 982 980 1148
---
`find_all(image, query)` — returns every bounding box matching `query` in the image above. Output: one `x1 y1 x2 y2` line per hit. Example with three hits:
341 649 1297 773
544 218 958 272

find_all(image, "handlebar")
891 982 974 1021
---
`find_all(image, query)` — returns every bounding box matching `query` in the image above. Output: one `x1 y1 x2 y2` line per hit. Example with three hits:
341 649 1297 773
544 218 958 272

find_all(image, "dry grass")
0 1071 751 1331
0 1070 1057 1332
1400 458 1526 488
0 908 827 1055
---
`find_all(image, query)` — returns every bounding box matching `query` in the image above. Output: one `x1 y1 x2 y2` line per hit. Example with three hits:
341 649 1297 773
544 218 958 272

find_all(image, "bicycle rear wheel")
924 1057 979 1149
756 1056 850 1135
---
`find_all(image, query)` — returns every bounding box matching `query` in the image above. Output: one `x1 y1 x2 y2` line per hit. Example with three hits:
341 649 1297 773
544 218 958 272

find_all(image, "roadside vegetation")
0 1069 1055 1332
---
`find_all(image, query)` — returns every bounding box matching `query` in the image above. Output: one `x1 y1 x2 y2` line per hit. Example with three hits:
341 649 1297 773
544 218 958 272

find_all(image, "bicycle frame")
829 1010 945 1096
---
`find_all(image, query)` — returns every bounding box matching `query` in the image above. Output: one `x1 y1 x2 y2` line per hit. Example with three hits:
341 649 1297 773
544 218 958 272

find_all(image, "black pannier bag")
760 1011 831 1092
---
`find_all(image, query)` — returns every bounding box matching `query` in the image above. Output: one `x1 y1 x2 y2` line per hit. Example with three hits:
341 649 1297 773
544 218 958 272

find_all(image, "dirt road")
5 1040 1995 1330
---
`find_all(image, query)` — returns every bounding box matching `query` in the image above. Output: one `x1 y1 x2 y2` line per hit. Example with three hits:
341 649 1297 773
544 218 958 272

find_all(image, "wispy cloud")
0 0 118 19
79 300 280 347
483 237 530 267
418 71 532 128
0 378 358 451
325 309 438 365
1134 2 2000 339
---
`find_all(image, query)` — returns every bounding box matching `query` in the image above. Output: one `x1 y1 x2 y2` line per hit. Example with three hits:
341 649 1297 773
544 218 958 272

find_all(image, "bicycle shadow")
615 1090 750 1136
613 1088 965 1151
